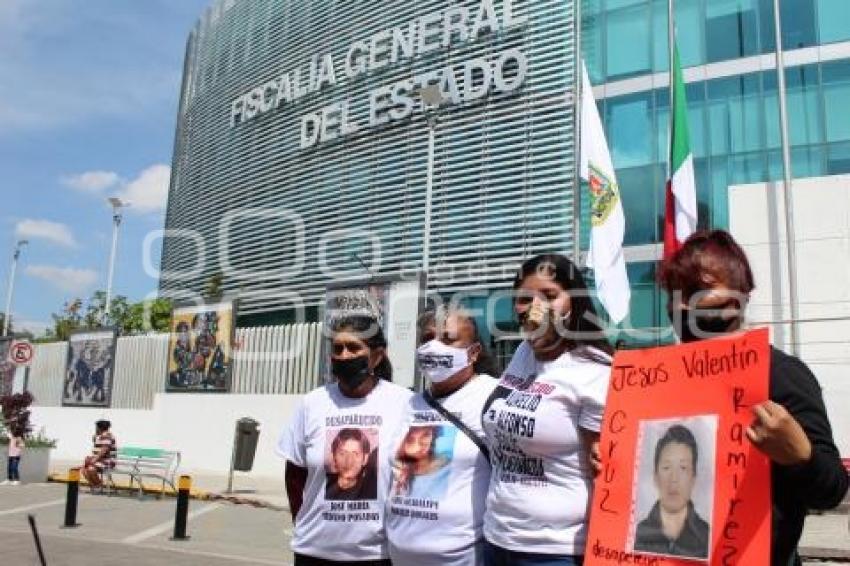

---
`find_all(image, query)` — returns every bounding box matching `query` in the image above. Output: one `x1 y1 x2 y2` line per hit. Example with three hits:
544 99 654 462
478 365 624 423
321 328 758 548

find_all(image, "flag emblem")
588 163 620 227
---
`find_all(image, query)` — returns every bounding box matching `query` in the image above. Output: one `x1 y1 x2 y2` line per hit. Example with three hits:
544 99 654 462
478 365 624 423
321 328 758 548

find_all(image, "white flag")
580 61 630 324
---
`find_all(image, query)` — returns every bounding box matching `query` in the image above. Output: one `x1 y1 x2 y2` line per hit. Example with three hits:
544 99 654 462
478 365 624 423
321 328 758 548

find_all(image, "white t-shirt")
277 379 413 561
386 374 496 566
482 342 611 555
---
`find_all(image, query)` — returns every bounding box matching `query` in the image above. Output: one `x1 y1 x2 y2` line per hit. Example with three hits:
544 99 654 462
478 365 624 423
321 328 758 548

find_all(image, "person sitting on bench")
83 420 117 487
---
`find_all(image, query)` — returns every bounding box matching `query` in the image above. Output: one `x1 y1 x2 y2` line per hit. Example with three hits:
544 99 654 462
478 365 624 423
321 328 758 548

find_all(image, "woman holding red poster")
659 230 848 566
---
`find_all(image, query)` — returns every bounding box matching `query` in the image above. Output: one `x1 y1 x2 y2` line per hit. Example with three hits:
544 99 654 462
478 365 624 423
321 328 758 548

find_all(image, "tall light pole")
3 239 28 336
420 84 444 277
105 197 129 319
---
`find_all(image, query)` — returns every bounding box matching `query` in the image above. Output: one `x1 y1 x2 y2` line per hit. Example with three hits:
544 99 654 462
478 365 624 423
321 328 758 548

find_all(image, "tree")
47 298 83 341
0 391 34 439
0 312 11 336
205 272 224 300
83 291 107 328
43 292 174 341
15 330 34 342
123 298 173 334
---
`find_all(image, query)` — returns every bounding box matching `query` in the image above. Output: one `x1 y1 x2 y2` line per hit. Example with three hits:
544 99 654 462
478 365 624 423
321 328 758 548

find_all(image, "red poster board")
586 328 771 565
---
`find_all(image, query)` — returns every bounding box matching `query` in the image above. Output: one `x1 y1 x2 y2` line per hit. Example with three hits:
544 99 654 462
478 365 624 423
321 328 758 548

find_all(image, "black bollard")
171 475 191 541
62 467 81 528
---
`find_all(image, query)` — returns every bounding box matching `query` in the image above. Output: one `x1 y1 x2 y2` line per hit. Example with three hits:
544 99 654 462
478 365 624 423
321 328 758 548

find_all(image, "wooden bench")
106 447 181 499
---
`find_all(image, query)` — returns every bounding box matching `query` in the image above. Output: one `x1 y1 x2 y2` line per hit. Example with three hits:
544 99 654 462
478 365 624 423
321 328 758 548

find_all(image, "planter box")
1 447 52 483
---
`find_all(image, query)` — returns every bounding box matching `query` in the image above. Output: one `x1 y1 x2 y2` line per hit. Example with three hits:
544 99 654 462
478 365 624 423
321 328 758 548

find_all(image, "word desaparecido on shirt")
277 379 412 561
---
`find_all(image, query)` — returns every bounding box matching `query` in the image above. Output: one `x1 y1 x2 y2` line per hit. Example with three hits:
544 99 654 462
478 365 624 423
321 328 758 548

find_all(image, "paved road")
1 483 846 565
0 483 292 565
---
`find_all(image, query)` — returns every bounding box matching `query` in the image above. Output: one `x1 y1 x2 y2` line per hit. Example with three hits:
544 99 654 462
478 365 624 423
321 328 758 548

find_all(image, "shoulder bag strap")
423 391 490 465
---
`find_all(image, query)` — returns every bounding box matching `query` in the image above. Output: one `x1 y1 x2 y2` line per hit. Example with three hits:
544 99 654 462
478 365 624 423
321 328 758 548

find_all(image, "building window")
605 0 652 79
672 0 705 67
816 0 850 45
822 61 850 145
760 0 819 53
617 165 662 245
705 0 760 63
780 0 818 49
607 91 655 168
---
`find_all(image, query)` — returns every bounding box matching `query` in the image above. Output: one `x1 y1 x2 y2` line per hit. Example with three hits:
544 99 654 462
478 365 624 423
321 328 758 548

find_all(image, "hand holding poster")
586 328 771 565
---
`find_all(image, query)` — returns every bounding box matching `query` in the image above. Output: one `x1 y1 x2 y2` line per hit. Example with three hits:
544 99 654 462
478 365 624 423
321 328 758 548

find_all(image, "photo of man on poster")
632 418 716 560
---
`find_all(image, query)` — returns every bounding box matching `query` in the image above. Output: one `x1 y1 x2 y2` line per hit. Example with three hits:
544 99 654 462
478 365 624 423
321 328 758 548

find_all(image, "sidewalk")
800 511 850 561
183 471 289 510
48 460 847 560
50 459 289 510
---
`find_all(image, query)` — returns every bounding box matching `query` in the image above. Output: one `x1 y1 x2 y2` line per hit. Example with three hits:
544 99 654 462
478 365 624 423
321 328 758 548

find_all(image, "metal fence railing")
27 323 323 410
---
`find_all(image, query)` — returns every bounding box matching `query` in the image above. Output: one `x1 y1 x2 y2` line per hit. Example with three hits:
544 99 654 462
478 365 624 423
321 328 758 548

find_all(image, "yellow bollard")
172 475 192 540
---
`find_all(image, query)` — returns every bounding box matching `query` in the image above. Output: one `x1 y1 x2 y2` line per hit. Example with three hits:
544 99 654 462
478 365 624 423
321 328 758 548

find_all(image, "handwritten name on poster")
586 328 771 565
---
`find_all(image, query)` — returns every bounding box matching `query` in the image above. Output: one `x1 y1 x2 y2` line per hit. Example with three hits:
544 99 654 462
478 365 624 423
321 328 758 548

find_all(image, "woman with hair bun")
277 315 412 565
386 306 498 566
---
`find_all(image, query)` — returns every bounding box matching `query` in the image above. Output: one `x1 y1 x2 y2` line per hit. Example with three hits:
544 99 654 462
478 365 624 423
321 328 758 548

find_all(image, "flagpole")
667 0 674 184
571 0 583 264
772 0 800 357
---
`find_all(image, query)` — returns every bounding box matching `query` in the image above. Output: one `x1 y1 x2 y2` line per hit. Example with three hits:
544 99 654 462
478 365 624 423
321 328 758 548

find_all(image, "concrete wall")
31 393 302 479
729 174 850 455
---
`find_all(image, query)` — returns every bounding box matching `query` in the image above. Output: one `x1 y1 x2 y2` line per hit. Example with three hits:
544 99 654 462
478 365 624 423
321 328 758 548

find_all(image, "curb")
47 474 285 510
800 547 850 562
47 473 211 500
204 493 287 511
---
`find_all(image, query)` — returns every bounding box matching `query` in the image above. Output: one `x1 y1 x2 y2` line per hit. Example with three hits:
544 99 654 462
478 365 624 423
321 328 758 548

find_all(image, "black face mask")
332 356 371 389
670 307 741 343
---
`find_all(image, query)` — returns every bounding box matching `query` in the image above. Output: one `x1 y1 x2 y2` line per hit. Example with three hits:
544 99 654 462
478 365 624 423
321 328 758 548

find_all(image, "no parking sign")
8 339 34 366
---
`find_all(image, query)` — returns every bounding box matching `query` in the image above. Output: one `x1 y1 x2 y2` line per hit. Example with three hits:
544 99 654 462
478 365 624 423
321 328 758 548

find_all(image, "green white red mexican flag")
663 44 698 259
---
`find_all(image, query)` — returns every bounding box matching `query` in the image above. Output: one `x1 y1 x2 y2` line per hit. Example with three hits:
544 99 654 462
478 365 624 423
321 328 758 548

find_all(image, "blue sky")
0 0 211 335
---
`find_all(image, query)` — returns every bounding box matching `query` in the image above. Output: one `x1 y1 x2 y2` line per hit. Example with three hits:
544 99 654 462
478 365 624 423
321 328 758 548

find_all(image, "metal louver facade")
161 0 579 317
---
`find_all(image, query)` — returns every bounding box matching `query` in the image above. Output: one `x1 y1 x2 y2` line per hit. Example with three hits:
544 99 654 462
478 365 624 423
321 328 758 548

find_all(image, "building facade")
586 0 850 340
161 0 850 347
160 0 582 334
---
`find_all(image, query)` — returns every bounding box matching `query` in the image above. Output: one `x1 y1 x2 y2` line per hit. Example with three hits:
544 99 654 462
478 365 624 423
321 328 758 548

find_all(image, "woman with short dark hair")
660 229 848 566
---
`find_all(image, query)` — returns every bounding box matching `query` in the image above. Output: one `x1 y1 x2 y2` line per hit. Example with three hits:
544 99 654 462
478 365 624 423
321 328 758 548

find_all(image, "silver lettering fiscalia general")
229 0 530 148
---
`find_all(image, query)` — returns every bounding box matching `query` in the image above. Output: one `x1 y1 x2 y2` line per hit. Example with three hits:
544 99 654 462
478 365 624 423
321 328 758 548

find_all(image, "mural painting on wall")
166 301 235 392
62 329 118 407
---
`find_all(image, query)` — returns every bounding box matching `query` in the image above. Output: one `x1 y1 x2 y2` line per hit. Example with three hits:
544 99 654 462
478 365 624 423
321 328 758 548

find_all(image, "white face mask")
416 339 471 383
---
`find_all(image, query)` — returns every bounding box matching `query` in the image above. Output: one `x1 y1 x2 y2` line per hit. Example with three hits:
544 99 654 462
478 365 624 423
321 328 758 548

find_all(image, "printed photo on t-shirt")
628 415 717 562
324 427 379 501
392 424 457 501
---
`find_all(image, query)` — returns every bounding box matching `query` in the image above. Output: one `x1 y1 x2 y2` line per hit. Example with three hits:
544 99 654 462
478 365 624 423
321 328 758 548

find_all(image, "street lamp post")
772 0 800 357
3 240 28 336
105 197 129 319
420 84 444 276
